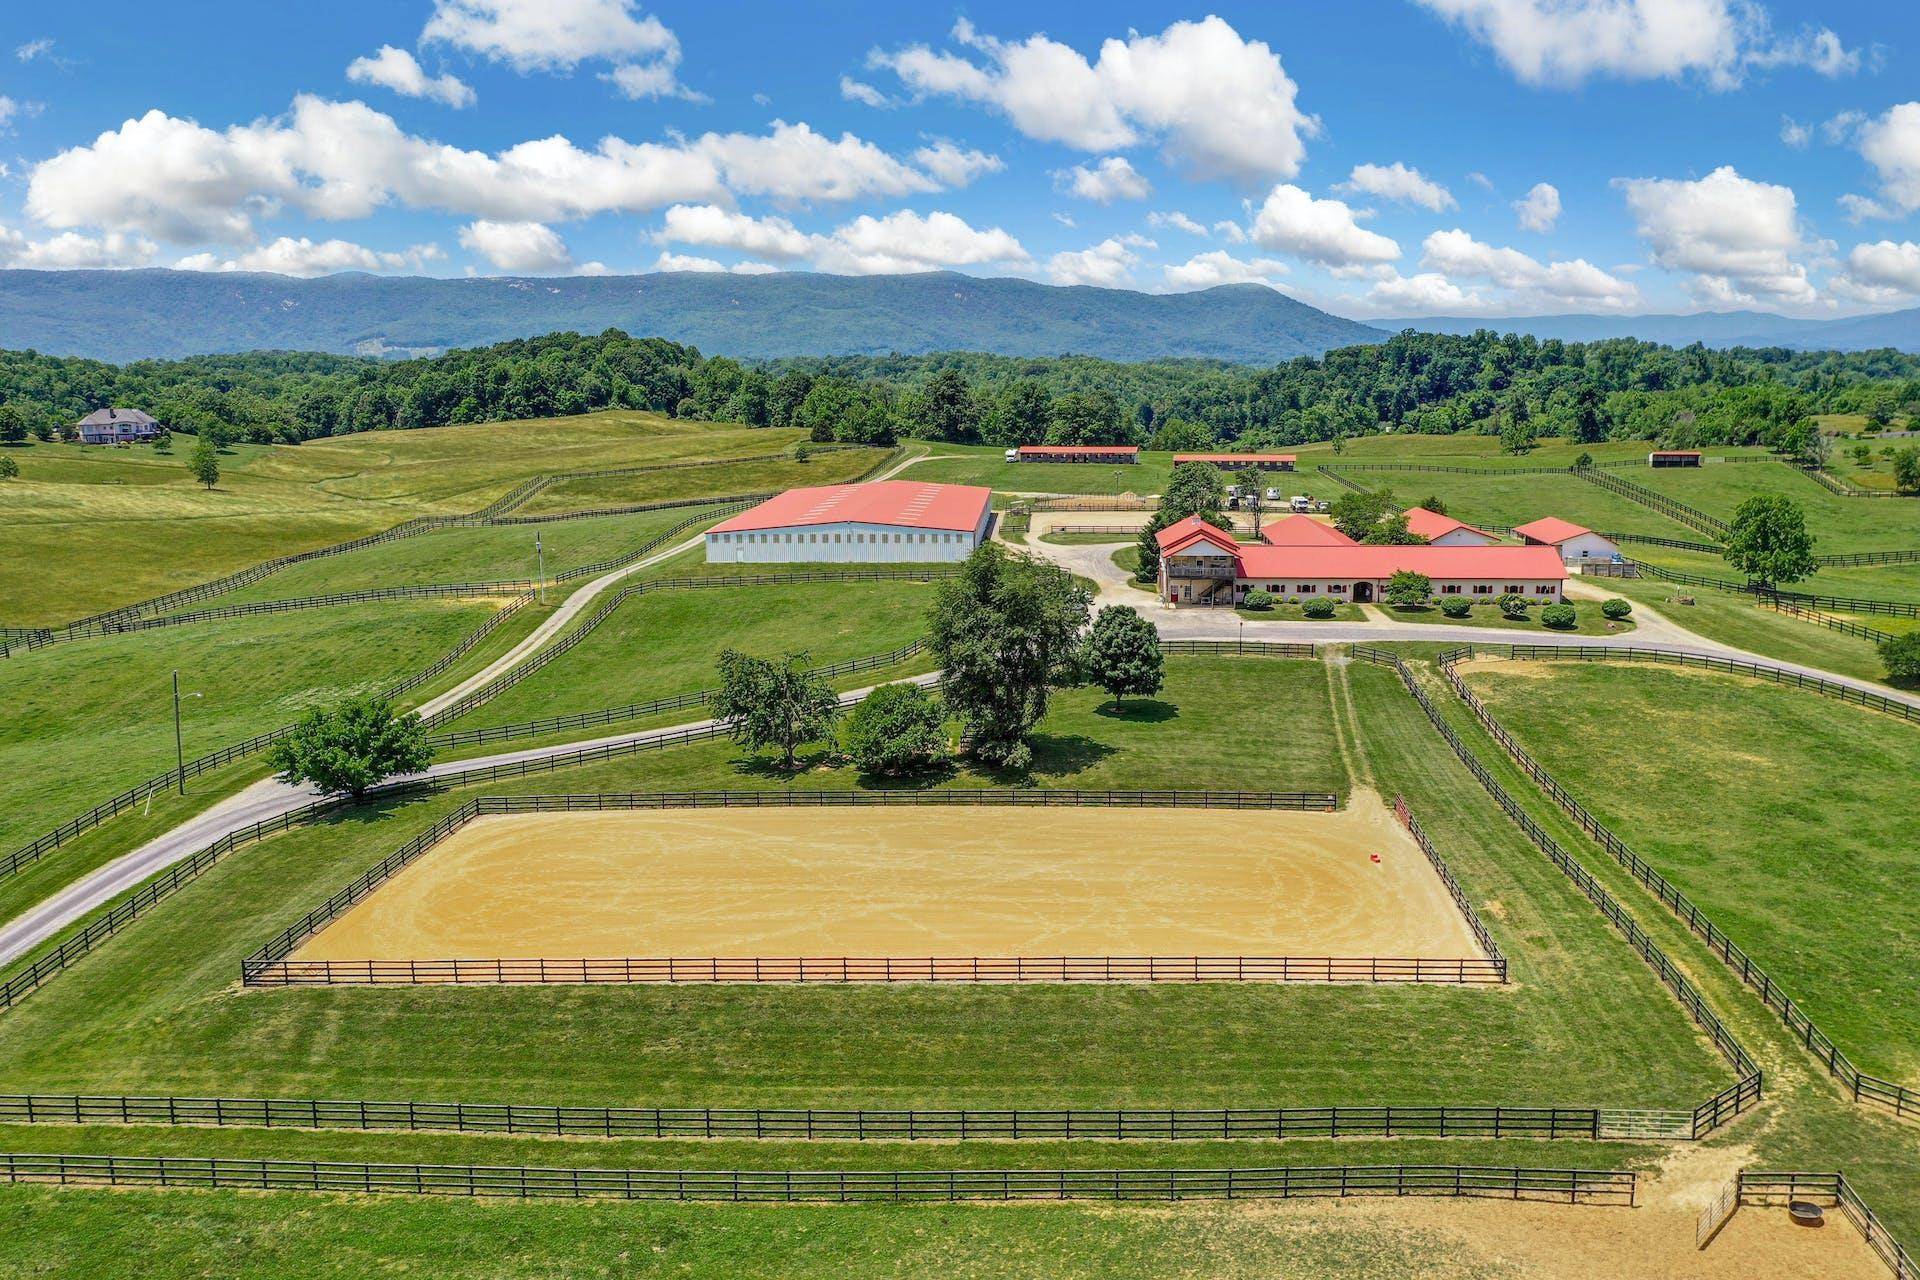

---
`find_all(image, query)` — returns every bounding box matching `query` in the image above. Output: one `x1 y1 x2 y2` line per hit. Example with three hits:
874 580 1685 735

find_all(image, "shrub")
1881 632 1920 685
1541 603 1577 629
1601 598 1632 620
844 682 949 776
1241 589 1275 611
1384 570 1432 608
1496 593 1529 619
1440 597 1471 618
1302 596 1336 618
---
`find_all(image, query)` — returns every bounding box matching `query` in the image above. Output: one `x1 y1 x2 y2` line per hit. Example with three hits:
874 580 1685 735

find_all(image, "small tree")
1880 632 1920 686
1362 513 1427 545
1440 597 1471 618
268 696 432 802
1384 570 1432 608
1418 495 1447 514
1499 414 1534 455
843 683 948 776
1079 605 1164 711
1329 487 1395 540
0 455 16 480
1541 603 1577 629
1723 495 1817 588
189 435 221 489
1894 447 1920 496
1573 451 1594 470
151 425 173 453
711 649 841 771
1601 598 1632 620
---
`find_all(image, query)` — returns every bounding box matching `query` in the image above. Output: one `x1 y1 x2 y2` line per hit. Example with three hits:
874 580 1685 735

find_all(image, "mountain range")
2 268 1918 364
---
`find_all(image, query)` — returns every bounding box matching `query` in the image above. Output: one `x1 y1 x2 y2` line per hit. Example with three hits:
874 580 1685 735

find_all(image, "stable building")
1013 445 1139 464
1512 517 1622 565
1157 516 1565 607
1648 450 1702 467
1171 452 1297 472
1402 507 1501 547
704 481 993 564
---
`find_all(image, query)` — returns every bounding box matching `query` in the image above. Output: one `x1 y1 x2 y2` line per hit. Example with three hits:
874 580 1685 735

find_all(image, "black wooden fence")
1349 646 1762 1139
1813 548 1920 567
1734 1172 1914 1279
1574 469 1729 537
1439 645 1919 1120
1759 597 1897 645
1496 644 1920 723
1628 559 1920 619
0 1154 1637 1206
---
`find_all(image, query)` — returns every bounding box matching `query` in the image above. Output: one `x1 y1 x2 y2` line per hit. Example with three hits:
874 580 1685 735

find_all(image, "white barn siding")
1551 532 1621 563
706 511 990 564
1426 528 1501 548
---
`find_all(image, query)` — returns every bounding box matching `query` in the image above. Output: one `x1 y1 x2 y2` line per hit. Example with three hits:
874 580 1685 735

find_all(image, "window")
1473 584 1491 594
1296 584 1317 594
1442 584 1462 594
1504 584 1521 594
1265 583 1279 593
1327 583 1347 593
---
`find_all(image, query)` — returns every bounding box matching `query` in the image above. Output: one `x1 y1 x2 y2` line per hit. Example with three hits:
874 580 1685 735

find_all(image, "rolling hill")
1382 309 1920 351
0 269 1386 365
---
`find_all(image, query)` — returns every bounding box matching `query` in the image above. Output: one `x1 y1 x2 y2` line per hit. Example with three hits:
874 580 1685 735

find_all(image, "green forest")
3 328 1919 454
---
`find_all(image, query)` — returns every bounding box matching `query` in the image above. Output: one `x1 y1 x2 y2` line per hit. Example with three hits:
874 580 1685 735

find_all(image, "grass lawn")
896 444 1173 495
1632 460 1920 552
1313 469 1702 542
0 655 1733 1116
1603 574 1893 683
1289 435 1762 469
1039 530 1141 545
1630 544 1920 607
1234 602 1365 621
1464 658 1920 1080
436 579 939 736
0 412 788 627
0 599 508 868
211 503 737 605
516 446 889 515
1374 601 1636 637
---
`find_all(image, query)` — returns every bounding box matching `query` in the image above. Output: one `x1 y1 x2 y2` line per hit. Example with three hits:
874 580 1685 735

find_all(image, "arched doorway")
1353 581 1374 603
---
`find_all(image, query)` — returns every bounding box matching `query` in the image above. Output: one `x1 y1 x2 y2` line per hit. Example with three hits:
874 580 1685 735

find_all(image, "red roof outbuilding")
1511 516 1595 546
708 482 993 535
1015 445 1139 459
1259 514 1356 546
1402 507 1498 543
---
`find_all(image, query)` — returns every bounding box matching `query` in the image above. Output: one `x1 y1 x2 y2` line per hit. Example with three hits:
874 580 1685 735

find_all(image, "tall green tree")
1361 512 1426 545
913 369 979 442
1136 462 1232 583
1329 487 1395 540
1078 605 1164 711
711 650 842 771
1384 570 1433 607
1723 495 1817 588
929 545 1091 770
188 435 220 489
1893 447 1920 495
1046 389 1131 446
268 696 432 802
982 379 1052 446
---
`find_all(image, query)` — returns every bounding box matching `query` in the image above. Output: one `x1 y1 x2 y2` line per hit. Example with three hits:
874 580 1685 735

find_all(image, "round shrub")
1241 589 1275 611
1601 598 1632 620
1302 596 1336 619
1439 597 1471 618
1496 593 1530 620
1541 603 1578 629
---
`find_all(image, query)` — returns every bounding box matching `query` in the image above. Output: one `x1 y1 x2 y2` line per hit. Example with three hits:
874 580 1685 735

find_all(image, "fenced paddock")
245 790 1507 988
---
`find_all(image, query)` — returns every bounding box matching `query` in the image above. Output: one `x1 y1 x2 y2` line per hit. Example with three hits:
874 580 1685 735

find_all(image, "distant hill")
1382 309 1920 352
0 269 1386 365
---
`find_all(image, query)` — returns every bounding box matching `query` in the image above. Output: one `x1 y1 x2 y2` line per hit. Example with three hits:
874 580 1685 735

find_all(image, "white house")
1401 507 1501 547
704 481 994 564
74 408 162 445
1512 517 1623 565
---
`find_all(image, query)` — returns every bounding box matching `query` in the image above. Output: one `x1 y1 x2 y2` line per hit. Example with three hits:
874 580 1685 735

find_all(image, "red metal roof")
1259 514 1356 546
1155 515 1239 555
1649 450 1702 456
1015 445 1139 457
708 482 993 534
1402 507 1497 542
1511 516 1596 545
1171 453 1297 465
1231 543 1568 581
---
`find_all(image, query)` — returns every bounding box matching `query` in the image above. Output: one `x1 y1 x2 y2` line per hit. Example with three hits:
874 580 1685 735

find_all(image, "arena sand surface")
295 790 1487 963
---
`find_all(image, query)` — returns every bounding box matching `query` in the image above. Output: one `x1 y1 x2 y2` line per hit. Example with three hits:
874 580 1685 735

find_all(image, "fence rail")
1349 646 1762 1139
1735 1172 1914 1279
1497 644 1920 724
0 1153 1637 1206
1574 469 1729 537
1393 795 1507 972
1760 597 1897 644
1024 495 1159 512
1813 548 1920 567
1439 645 1919 1120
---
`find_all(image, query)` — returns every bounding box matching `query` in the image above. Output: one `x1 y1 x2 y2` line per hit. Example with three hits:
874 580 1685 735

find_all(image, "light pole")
535 532 546 604
172 670 202 795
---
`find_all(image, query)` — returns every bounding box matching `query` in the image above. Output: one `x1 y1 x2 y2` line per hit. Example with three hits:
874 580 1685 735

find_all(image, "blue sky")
2 0 1919 318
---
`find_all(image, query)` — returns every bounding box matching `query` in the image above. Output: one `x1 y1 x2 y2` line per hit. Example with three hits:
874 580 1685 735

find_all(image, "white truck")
1289 495 1314 512
1003 448 1020 463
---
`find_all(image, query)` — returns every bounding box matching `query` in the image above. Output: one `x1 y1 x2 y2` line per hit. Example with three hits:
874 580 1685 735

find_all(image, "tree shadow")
732 746 840 781
1015 732 1119 781
1092 698 1179 724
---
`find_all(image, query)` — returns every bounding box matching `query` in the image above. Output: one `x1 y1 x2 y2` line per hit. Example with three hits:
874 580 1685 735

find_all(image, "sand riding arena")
243 789 1507 988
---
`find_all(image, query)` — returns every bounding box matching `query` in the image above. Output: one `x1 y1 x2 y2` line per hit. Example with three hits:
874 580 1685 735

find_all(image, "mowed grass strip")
0 658 1727 1113
0 599 505 861
0 413 795 626
1464 659 1920 1080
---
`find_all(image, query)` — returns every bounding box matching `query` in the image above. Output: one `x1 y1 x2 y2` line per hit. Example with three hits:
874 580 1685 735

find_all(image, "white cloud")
871 16 1318 182
1162 251 1290 290
1512 181 1561 232
1046 235 1151 287
457 219 577 272
14 38 53 63
1055 155 1151 203
1421 228 1637 305
1780 116 1812 148
655 204 1027 275
1148 210 1208 237
1213 220 1248 244
1248 184 1399 270
1841 102 1920 220
1337 162 1455 212
0 97 17 132
1412 0 1858 90
347 46 476 108
910 140 1002 187
651 250 775 274
178 236 443 276
0 225 157 269
422 0 695 99
1832 240 1920 302
1616 165 1818 305
839 77 892 108
1052 212 1076 228
1363 271 1482 313
24 100 965 246
1466 171 1494 190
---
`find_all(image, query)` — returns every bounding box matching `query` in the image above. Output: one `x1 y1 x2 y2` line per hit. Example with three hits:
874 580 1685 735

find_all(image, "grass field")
1631 460 1920 552
1603 574 1893 683
515 446 890 515
1630 544 1920 606
1463 658 1920 1080
0 413 806 626
0 656 1731 1120
1375 601 1637 636
1235 602 1366 621
1322 470 1702 541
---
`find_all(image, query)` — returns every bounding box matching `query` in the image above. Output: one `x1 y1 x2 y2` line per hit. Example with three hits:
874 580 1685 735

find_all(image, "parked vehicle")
1003 448 1020 463
1265 487 1283 502
1290 495 1313 512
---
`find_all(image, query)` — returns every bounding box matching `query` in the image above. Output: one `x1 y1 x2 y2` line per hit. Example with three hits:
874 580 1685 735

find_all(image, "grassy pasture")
1602 574 1892 683
1631 544 1920 606
0 413 799 626
1631 460 1920 552
0 657 1731 1119
516 446 890 515
1464 658 1920 1080
1318 470 1701 540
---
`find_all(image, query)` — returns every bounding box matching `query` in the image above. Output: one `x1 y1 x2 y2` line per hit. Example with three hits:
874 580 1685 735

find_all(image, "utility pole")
536 532 546 604
172 670 201 795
